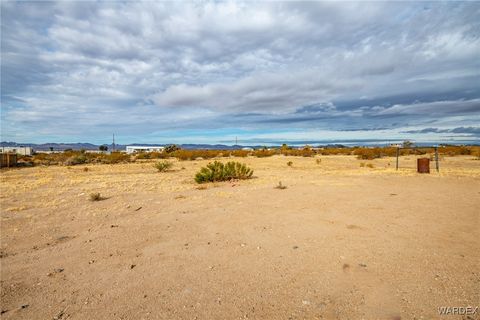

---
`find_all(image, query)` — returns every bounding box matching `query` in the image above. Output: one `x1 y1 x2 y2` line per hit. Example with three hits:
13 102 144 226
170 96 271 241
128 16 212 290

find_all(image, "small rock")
88 260 95 264
21 304 29 309
110 225 119 228
241 243 246 247
292 246 299 249
358 263 367 268
130 264 136 269
302 300 311 305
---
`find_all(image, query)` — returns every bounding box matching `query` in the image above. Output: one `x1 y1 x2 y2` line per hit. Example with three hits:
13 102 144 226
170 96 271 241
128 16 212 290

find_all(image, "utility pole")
112 133 116 152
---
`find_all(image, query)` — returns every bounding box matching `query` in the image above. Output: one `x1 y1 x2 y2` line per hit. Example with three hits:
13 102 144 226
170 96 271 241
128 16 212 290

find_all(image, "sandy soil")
1 155 479 320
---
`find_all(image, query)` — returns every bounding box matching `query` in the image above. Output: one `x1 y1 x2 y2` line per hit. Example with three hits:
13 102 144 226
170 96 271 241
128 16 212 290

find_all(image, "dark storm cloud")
1 1 479 143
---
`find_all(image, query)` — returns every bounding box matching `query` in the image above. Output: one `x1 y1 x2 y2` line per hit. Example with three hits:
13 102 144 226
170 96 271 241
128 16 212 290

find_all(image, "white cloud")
1 1 479 143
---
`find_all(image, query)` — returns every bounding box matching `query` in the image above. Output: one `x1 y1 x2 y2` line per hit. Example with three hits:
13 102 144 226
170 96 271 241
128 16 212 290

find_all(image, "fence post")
435 147 439 172
396 147 399 170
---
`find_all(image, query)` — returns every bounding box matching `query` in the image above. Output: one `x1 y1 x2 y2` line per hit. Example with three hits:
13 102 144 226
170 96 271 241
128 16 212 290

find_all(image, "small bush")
316 158 321 164
366 163 374 168
275 181 287 189
194 161 253 183
359 162 365 167
89 192 102 201
83 167 89 172
164 144 180 153
154 160 173 172
287 161 293 167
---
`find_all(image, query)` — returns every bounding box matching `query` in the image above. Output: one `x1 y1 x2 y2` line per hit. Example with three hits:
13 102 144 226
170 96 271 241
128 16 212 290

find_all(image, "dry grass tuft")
287 161 293 167
89 192 102 201
275 181 287 189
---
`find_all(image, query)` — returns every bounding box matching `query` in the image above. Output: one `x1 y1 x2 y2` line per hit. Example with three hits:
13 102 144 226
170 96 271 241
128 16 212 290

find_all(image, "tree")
402 140 414 148
99 145 108 152
164 144 180 153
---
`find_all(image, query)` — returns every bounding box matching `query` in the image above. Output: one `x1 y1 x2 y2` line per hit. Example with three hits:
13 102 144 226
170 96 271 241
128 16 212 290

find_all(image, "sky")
1 1 480 146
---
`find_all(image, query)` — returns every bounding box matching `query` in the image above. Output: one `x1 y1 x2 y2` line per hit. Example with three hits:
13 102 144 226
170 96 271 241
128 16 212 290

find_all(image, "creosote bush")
195 161 253 183
287 161 293 167
154 160 173 172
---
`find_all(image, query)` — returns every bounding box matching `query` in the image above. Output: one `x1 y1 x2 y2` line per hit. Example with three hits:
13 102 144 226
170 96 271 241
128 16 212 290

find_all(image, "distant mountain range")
0 141 277 151
1 141 354 151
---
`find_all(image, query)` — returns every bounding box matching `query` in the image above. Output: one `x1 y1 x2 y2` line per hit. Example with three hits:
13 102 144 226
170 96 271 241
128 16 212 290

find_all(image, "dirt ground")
1 155 479 320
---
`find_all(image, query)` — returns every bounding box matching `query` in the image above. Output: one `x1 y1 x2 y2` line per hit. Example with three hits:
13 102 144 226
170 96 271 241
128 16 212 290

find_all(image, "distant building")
1 146 34 156
241 147 254 151
126 145 165 154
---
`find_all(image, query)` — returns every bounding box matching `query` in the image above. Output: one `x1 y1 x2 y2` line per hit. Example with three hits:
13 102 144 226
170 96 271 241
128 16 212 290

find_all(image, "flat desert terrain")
1 155 479 320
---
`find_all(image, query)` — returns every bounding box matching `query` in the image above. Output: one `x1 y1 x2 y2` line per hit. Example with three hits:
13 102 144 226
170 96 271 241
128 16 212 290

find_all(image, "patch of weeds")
89 192 103 201
366 163 374 168
359 162 365 167
287 161 293 167
316 158 321 164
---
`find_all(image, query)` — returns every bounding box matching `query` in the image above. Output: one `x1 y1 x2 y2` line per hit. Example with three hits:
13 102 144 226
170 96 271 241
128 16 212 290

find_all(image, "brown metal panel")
417 158 430 173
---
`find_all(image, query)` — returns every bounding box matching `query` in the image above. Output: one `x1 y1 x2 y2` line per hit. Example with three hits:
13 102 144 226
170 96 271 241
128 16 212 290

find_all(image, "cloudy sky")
1 1 479 145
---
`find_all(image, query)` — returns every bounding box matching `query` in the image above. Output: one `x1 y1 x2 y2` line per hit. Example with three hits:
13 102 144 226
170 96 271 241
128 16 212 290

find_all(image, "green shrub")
154 160 173 172
194 161 253 183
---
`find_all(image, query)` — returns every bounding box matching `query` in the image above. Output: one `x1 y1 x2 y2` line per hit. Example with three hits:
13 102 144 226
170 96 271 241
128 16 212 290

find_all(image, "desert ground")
1 155 479 320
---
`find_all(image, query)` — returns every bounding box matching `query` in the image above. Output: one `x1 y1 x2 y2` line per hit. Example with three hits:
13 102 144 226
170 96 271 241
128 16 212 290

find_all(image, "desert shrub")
230 150 251 157
318 148 352 155
275 181 287 189
135 152 151 159
316 158 321 164
439 146 472 156
83 167 89 172
89 192 102 201
366 163 374 168
194 161 253 183
164 144 180 153
100 152 131 164
287 161 293 167
65 154 87 165
253 149 277 158
353 147 384 160
280 148 315 157
359 162 365 167
172 149 223 161
154 160 173 172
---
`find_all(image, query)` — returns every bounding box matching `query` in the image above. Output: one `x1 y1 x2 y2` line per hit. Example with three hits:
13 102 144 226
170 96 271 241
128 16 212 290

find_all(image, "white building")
126 145 165 154
1 146 34 156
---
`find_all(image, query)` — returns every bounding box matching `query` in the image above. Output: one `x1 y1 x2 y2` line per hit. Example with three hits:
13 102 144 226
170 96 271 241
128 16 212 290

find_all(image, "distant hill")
0 141 262 151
